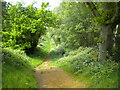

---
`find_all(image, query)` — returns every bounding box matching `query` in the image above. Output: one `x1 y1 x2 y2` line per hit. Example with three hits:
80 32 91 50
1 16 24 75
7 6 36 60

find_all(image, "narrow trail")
35 52 85 88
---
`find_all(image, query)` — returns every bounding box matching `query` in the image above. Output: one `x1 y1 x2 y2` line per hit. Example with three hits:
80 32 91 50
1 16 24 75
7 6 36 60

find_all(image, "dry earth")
35 53 85 88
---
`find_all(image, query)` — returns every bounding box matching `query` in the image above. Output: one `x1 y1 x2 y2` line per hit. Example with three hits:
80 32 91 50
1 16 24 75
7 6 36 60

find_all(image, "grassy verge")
28 46 47 67
51 47 119 88
2 48 38 88
2 33 57 88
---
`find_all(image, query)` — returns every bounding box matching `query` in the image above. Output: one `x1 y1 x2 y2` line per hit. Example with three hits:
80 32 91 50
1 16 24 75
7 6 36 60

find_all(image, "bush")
53 47 119 88
2 48 31 68
2 48 38 88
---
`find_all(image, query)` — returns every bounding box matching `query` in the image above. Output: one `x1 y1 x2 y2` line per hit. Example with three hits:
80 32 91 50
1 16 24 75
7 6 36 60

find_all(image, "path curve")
35 53 85 88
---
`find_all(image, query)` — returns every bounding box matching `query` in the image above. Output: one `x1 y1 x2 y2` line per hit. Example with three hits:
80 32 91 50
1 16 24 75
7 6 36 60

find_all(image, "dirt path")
35 53 85 88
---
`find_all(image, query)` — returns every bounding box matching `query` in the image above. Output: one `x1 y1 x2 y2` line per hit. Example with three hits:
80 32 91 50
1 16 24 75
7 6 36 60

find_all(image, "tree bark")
107 26 114 56
86 2 120 60
98 25 113 60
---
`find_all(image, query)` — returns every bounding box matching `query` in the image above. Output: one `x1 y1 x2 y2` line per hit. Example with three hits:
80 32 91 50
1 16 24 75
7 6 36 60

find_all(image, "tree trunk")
98 25 114 60
86 2 120 61
25 39 39 54
107 27 114 56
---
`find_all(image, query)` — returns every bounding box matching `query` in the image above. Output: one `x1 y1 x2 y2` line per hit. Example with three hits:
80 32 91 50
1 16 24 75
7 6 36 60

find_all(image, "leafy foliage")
52 47 118 88
2 1 119 88
2 48 38 88
51 2 99 49
2 2 58 53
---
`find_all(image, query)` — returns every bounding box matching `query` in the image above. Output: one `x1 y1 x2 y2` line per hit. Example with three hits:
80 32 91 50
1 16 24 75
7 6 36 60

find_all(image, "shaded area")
28 46 48 67
28 46 48 58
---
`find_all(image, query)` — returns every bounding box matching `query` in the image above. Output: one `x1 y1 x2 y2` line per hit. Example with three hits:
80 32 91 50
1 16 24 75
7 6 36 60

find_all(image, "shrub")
2 48 38 88
53 47 119 88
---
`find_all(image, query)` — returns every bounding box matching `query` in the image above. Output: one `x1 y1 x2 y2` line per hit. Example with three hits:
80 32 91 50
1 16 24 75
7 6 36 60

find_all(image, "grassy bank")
2 46 47 88
2 48 37 88
28 46 47 67
2 34 53 88
51 47 119 88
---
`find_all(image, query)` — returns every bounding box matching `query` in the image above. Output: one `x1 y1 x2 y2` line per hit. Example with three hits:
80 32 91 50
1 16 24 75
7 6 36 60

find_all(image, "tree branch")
86 2 100 17
111 2 120 26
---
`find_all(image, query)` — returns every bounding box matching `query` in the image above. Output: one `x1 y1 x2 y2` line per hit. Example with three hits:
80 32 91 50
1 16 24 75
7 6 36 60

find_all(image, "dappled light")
1 0 119 89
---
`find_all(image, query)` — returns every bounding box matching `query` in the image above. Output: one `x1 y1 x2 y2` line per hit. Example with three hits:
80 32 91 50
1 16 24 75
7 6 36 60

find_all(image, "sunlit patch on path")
35 53 85 88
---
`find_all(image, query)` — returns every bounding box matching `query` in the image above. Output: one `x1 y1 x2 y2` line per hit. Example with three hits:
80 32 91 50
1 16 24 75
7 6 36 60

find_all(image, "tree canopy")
2 2 59 53
49 2 120 61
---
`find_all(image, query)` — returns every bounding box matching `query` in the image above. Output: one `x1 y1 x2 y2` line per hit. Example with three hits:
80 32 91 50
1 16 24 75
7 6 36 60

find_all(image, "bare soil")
35 53 85 88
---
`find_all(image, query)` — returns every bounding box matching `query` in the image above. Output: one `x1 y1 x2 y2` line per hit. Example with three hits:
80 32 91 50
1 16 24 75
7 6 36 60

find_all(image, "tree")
86 2 120 60
2 2 58 53
2 1 11 47
52 2 99 50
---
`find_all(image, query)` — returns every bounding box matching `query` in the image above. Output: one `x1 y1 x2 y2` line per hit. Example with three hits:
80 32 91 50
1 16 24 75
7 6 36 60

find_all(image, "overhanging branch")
111 2 120 26
86 2 100 17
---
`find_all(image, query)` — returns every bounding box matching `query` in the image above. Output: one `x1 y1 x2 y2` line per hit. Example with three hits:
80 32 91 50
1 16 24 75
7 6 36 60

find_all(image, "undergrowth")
2 48 38 88
2 35 50 88
51 47 119 88
28 46 47 67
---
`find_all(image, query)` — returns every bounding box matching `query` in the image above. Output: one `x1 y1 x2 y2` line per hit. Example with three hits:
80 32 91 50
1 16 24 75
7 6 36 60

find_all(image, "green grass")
51 47 119 88
73 70 118 88
74 71 92 87
2 33 57 88
40 37 119 88
2 48 38 88
28 46 47 67
3 64 37 88
2 37 51 88
3 33 118 88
